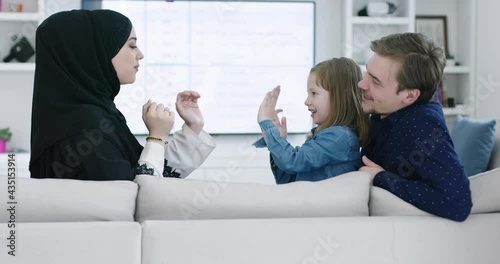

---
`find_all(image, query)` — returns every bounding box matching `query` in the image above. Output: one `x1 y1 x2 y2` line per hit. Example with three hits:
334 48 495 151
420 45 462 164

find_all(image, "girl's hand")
258 86 287 138
258 85 281 123
272 109 288 139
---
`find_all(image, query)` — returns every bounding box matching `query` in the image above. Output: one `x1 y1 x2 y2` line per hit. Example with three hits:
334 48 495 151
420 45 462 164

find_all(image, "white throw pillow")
0 176 138 222
134 171 371 222
470 167 500 214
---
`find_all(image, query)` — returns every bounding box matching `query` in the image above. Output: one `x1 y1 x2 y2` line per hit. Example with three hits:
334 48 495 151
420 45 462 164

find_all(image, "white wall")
0 0 341 183
476 0 500 125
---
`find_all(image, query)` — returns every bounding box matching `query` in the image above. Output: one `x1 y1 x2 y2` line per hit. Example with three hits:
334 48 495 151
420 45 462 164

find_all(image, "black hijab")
30 9 142 167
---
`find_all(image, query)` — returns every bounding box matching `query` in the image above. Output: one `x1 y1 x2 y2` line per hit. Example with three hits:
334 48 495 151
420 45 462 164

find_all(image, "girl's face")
112 27 144 84
304 72 331 125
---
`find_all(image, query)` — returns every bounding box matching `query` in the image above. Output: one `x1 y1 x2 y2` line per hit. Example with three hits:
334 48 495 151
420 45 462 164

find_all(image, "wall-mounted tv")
82 0 315 134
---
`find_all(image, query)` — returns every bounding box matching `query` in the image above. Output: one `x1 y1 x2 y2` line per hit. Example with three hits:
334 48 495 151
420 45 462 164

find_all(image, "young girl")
255 57 370 184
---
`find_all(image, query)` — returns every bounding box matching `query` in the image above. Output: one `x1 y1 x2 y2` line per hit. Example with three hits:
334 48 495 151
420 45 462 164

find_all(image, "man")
358 33 472 222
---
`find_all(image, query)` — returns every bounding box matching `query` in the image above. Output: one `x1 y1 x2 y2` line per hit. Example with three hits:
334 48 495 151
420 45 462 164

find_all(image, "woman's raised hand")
176 90 204 134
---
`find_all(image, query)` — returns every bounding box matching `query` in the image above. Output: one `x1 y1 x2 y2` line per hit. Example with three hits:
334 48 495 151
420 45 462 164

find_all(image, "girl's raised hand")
257 85 281 123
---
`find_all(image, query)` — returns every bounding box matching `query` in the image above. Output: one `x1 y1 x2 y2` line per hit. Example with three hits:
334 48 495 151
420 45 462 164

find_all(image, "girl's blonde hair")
309 57 370 146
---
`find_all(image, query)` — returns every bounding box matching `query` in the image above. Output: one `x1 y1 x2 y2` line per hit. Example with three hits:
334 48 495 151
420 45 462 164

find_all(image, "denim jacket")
254 120 361 184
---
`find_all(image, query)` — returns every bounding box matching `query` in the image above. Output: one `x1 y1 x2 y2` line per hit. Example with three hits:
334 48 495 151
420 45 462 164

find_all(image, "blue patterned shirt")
254 120 361 184
361 102 472 221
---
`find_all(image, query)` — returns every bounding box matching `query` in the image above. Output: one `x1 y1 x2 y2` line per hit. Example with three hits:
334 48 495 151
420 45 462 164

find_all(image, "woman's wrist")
146 134 167 144
186 121 204 135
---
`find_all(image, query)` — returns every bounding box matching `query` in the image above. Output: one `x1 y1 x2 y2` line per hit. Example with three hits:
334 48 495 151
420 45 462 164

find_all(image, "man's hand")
176 90 204 134
359 155 384 182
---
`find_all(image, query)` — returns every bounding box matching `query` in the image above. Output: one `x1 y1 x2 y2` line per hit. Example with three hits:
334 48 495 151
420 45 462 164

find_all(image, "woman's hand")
142 100 175 142
176 90 204 134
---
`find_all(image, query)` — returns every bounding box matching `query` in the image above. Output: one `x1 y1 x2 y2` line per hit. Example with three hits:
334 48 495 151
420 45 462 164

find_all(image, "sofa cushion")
135 171 371 222
141 217 395 264
0 222 141 264
451 115 496 176
0 176 138 222
140 214 500 264
369 168 500 216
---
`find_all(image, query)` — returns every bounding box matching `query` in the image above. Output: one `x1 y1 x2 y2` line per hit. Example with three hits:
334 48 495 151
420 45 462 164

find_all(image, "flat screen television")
82 0 315 134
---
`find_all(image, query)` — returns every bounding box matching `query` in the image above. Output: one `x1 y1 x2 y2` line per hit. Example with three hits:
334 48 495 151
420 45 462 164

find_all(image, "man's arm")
369 115 472 221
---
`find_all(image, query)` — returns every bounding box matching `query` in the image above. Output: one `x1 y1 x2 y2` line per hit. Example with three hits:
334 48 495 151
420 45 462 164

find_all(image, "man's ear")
402 88 421 104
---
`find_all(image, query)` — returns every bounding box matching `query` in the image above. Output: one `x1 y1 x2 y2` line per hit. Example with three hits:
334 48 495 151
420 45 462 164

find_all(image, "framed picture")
415 15 448 54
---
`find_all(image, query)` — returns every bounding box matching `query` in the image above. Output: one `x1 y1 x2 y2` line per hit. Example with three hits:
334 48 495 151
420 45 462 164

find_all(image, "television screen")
82 0 315 134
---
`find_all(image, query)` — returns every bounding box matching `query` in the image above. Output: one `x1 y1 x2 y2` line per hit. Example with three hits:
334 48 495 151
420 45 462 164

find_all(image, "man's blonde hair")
371 33 446 102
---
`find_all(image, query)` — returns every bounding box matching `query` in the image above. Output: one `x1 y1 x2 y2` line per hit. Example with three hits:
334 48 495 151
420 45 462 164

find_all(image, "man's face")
358 53 410 118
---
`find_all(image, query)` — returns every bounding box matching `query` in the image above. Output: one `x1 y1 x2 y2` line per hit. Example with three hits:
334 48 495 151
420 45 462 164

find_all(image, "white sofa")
0 154 499 263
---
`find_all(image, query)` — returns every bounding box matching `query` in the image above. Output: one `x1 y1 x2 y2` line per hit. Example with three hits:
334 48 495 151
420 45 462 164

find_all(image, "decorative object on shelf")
8 2 23 12
446 97 455 108
357 1 399 17
2 36 34 62
446 51 456 66
415 15 448 55
0 127 12 153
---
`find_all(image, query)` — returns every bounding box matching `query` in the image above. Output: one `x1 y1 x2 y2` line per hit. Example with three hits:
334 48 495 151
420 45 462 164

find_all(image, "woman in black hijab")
30 9 216 180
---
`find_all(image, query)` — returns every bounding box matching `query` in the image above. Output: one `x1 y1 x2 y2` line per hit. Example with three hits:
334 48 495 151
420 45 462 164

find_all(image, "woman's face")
112 27 144 84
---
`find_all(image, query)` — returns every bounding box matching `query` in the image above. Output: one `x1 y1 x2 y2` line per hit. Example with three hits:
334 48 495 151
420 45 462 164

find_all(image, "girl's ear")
403 88 421 104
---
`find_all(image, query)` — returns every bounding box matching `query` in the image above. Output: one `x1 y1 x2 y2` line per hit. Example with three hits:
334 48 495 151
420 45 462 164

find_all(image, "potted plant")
0 127 12 153
446 52 456 66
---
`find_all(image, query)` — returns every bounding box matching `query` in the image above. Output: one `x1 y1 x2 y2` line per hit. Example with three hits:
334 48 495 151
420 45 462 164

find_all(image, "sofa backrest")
0 222 142 264
134 171 371 222
0 176 138 223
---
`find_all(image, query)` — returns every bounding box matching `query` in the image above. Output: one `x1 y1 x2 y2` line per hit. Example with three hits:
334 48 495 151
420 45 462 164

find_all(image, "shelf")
351 16 411 25
442 105 470 116
443 66 470 74
0 63 35 71
0 12 40 22
359 65 470 74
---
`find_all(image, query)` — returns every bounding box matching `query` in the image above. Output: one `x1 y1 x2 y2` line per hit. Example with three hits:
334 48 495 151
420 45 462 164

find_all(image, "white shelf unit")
0 62 35 71
343 0 415 65
0 0 44 71
417 0 477 118
0 12 40 21
343 0 476 117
